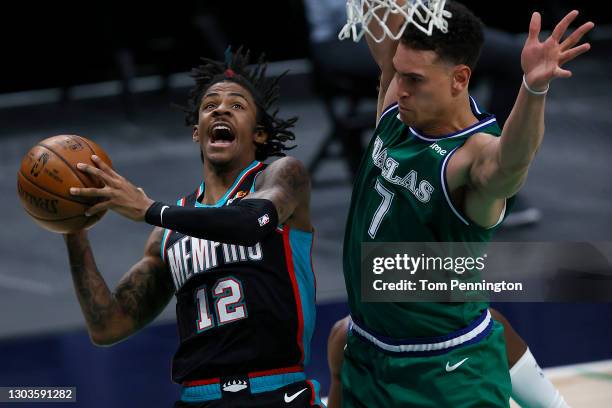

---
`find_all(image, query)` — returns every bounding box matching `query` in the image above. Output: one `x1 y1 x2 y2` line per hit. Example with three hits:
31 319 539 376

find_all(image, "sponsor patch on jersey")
227 190 248 205
258 214 270 226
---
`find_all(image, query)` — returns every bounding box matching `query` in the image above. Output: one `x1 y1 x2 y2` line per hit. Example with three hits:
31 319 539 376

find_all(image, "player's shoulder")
260 156 309 183
265 156 305 170
378 102 400 123
449 132 500 180
460 132 499 155
375 102 403 137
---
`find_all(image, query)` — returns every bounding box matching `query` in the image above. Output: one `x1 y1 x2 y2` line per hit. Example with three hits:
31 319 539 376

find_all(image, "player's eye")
203 103 216 110
232 103 244 110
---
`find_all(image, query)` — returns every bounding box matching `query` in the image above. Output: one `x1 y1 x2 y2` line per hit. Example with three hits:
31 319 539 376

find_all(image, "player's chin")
204 149 238 167
398 110 415 125
205 142 238 159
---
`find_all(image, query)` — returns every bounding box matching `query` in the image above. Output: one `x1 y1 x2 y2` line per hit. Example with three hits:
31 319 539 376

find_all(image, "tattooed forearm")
63 228 173 345
64 232 116 332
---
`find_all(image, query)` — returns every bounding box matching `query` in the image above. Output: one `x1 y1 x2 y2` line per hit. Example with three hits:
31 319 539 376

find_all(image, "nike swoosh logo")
160 205 169 225
446 357 469 372
284 388 308 403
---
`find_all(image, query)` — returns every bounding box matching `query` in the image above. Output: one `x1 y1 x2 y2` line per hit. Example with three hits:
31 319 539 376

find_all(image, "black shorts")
174 373 324 408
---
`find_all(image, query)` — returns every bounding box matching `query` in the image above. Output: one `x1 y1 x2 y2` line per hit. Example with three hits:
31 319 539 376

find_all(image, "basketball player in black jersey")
65 48 325 407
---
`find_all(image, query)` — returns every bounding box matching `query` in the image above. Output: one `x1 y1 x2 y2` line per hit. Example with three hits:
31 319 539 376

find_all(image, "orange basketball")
17 135 113 233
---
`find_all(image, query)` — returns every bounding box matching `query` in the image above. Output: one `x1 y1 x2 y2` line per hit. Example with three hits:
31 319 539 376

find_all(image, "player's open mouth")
209 122 236 146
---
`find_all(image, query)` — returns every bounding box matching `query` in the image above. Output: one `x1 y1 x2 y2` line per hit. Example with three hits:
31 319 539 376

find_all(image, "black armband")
145 199 278 246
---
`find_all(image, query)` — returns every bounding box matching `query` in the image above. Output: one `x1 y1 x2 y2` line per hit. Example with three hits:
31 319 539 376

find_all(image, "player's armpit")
248 156 311 230
446 135 511 227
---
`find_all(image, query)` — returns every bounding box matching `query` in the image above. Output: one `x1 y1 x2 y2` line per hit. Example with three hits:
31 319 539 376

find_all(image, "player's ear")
253 125 268 144
192 125 200 143
451 65 471 95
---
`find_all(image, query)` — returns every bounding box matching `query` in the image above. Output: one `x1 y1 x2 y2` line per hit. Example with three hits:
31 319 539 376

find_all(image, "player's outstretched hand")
70 155 154 222
521 10 594 92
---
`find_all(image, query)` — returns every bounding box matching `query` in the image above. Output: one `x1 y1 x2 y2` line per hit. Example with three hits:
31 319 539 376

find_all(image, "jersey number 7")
369 179 395 238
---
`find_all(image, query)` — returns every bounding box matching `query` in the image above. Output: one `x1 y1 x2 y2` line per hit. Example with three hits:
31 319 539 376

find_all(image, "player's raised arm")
468 10 594 198
363 0 405 121
64 227 174 346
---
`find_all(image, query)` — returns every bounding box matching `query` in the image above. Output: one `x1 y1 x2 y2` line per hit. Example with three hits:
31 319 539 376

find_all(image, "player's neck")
201 158 254 205
419 96 479 137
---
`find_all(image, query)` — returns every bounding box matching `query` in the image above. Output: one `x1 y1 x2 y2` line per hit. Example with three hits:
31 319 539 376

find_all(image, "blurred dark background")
2 0 609 93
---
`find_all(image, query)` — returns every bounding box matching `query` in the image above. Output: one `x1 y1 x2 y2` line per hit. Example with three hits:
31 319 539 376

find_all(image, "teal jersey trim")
194 160 261 208
288 228 316 366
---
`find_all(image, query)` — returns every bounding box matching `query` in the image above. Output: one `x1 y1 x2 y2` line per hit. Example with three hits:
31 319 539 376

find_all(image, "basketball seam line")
37 142 92 190
22 205 95 222
73 135 98 160
18 169 91 205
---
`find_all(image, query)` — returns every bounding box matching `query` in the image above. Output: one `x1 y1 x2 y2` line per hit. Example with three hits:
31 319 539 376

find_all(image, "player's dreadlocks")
183 47 297 161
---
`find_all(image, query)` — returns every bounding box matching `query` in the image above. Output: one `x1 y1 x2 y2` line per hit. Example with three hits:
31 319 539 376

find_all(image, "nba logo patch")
258 214 270 227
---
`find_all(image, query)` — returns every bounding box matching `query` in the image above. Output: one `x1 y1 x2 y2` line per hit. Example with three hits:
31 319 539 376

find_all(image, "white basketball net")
338 0 451 42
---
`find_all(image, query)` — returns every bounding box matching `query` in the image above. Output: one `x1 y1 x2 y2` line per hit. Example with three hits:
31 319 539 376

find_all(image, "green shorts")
341 312 511 407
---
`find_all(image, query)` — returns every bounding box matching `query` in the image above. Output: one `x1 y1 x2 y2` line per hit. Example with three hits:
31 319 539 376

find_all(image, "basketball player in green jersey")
341 1 594 406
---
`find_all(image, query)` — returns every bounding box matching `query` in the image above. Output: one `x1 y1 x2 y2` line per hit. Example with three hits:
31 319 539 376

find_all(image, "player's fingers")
76 162 113 184
551 10 579 42
84 201 110 217
69 187 112 198
559 43 591 65
560 22 595 51
90 155 118 177
527 12 542 42
554 67 573 79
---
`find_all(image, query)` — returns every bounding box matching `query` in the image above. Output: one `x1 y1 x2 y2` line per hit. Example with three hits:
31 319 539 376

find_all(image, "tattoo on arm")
64 228 173 342
252 157 310 223
114 232 174 330
65 233 116 332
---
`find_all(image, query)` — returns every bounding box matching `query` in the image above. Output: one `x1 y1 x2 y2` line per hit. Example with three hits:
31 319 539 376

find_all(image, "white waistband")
351 309 492 353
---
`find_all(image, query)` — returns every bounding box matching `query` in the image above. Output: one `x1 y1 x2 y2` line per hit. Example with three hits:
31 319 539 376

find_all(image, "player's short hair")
182 47 296 161
400 1 484 70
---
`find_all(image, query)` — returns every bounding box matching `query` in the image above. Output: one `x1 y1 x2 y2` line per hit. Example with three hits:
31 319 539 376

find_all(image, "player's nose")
212 104 231 116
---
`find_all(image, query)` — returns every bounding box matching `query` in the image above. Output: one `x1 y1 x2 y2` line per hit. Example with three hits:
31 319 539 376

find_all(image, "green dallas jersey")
343 97 511 338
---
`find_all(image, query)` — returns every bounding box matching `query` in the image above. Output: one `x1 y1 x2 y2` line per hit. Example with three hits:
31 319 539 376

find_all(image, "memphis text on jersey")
166 236 263 290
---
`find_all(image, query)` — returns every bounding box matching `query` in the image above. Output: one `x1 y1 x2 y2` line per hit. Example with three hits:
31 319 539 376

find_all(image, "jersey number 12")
195 277 247 332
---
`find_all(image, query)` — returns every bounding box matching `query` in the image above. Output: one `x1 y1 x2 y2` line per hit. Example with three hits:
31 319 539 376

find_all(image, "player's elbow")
88 327 130 347
89 331 115 347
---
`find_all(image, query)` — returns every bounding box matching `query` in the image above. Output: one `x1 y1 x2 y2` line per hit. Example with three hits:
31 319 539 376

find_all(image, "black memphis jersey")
160 161 316 383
